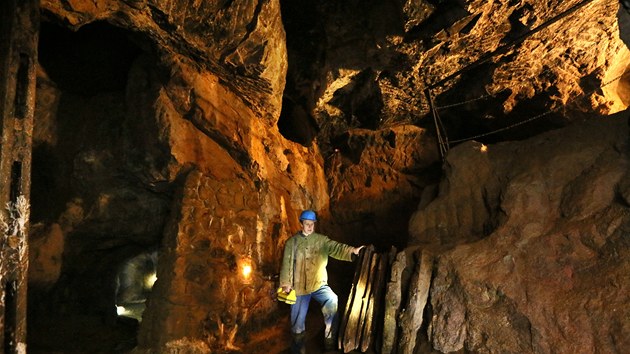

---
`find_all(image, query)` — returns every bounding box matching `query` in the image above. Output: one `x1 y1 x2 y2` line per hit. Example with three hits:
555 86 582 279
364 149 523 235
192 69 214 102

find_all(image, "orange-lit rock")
42 0 287 120
411 115 629 353
328 125 440 248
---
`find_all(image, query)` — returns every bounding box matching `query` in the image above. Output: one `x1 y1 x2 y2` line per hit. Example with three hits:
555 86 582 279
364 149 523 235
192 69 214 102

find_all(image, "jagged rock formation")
287 0 628 141
32 1 319 352
288 0 630 247
409 115 629 353
41 0 287 121
16 0 630 353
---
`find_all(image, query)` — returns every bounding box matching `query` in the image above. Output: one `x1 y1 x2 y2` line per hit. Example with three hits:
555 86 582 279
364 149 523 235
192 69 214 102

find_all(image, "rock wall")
31 43 324 354
409 114 630 353
127 57 328 351
327 125 440 248
283 0 630 246
32 1 322 351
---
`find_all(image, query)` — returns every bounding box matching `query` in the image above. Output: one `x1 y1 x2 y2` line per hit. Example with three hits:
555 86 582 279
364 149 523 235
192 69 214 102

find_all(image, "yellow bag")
277 287 297 305
278 239 298 305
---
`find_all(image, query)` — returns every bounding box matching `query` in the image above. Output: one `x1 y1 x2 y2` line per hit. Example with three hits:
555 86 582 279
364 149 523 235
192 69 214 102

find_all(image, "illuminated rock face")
31 18 322 354
41 0 287 121
285 0 629 146
410 116 630 353
24 0 630 353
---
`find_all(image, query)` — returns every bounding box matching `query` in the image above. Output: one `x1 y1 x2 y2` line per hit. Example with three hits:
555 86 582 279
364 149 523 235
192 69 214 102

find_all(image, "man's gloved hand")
352 245 365 255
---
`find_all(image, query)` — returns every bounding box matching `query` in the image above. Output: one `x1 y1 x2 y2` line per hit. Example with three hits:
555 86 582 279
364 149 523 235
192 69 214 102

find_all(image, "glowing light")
116 306 130 316
239 256 253 283
144 272 158 288
242 264 252 278
480 144 488 152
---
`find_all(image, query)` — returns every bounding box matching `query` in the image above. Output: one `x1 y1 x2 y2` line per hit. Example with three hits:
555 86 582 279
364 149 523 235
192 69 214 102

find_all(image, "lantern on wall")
238 256 253 284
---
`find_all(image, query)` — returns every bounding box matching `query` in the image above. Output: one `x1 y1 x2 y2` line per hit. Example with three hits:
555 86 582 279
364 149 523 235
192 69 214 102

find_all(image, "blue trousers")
290 285 339 339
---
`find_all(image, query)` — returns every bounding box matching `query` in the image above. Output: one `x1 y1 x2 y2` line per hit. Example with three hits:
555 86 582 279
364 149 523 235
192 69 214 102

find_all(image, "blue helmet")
299 210 317 222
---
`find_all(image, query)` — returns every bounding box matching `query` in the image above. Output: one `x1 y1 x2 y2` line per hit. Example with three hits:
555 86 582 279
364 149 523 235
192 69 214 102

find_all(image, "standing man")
279 210 364 353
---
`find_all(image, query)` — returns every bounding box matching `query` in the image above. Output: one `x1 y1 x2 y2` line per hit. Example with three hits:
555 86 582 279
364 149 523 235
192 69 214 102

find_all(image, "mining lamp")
239 256 253 283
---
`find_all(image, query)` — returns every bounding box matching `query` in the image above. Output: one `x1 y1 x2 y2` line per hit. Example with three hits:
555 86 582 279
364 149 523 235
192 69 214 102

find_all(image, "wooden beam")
340 245 375 352
360 249 389 352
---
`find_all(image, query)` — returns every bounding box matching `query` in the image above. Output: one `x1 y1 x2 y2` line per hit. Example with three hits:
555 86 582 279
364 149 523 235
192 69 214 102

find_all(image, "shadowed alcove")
28 20 170 352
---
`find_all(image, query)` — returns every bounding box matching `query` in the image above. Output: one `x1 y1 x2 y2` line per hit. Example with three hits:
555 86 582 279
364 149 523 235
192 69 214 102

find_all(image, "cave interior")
0 0 629 353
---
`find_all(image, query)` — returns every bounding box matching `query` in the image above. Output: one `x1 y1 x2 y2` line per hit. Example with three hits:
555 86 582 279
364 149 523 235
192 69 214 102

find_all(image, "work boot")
291 332 306 354
324 337 336 351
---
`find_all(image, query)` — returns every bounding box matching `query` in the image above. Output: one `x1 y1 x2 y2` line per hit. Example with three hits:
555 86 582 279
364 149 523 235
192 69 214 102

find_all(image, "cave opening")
29 19 168 353
115 250 159 322
276 0 326 147
37 19 142 96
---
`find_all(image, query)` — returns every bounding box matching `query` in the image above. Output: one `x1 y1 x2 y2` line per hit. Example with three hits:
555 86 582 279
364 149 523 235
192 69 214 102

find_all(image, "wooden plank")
360 250 389 352
343 245 374 352
381 249 407 354
397 249 434 354
342 245 375 352
338 245 367 350
357 252 379 351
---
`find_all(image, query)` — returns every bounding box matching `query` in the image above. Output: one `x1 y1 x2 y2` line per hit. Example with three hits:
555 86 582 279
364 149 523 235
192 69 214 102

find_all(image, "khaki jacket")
279 232 354 296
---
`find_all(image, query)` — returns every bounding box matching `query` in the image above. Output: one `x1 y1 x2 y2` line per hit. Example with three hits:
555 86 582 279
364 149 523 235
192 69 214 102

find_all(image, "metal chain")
435 93 495 110
448 70 630 144
434 66 558 111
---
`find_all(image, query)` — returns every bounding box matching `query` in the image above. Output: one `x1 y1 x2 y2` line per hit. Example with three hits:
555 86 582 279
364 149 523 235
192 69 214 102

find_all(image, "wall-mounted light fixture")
238 256 253 284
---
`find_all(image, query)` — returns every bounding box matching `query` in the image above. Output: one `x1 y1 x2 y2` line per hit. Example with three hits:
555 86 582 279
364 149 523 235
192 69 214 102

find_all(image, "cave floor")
28 312 376 354
26 266 431 353
27 306 442 353
28 313 138 353
242 309 380 354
